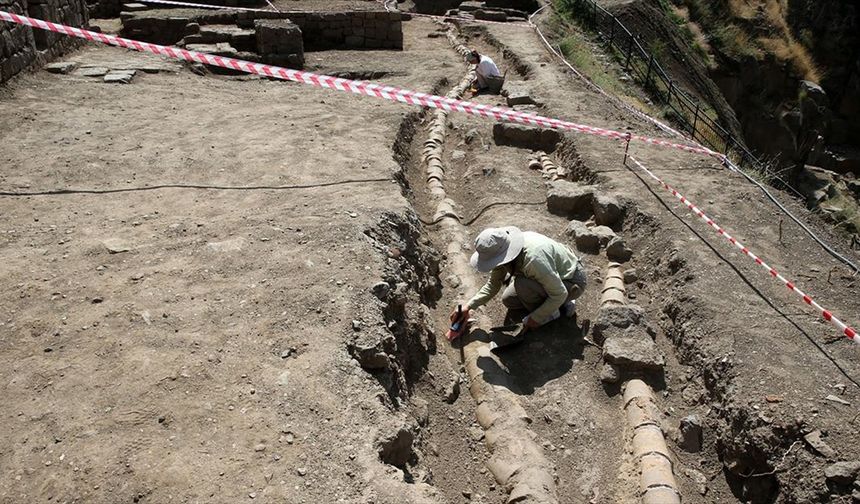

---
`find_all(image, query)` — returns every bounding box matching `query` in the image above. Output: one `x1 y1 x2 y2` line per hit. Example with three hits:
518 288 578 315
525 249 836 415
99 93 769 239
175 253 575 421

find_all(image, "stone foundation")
121 8 403 51
1 0 89 83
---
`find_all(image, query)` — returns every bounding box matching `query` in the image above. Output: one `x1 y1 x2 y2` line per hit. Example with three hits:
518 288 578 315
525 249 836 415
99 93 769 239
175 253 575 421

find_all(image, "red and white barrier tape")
134 0 275 12
627 155 858 344
0 10 715 157
1 11 855 343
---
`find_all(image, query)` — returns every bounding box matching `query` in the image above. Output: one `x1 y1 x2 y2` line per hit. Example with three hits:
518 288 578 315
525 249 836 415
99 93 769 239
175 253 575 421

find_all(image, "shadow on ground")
470 318 585 395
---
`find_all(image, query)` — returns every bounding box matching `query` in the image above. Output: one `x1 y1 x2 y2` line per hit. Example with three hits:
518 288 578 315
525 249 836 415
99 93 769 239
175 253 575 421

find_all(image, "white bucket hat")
470 226 524 273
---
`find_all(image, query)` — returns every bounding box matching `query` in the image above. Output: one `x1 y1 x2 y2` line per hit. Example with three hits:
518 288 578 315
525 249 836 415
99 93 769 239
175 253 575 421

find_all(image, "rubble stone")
599 363 620 384
606 236 633 262
824 461 860 484
678 415 703 452
804 430 837 459
377 425 414 468
566 220 614 253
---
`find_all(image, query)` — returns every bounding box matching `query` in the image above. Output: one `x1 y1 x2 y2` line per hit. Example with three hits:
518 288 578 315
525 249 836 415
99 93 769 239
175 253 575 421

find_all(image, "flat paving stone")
104 70 137 83
45 62 79 74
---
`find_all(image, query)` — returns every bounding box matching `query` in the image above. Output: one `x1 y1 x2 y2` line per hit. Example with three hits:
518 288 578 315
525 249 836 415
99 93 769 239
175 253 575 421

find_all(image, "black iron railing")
558 0 766 174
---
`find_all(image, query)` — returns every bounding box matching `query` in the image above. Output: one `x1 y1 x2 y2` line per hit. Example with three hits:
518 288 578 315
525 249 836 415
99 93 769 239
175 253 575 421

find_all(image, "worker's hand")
522 315 540 331
450 306 470 323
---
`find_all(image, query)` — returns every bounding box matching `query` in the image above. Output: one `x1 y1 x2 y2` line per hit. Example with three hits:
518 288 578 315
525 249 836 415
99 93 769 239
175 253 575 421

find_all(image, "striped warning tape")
1 11 855 343
627 155 858 344
0 10 714 157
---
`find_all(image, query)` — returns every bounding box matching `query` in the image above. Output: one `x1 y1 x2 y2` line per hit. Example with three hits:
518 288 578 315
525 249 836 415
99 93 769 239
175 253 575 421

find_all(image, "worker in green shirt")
450 226 587 333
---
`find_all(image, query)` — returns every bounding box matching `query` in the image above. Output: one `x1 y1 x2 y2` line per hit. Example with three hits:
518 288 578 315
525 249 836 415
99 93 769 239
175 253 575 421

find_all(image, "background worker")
450 226 587 332
466 50 504 94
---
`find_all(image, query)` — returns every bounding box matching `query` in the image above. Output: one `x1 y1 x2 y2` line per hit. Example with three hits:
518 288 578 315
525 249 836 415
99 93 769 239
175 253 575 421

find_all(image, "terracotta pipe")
623 380 681 504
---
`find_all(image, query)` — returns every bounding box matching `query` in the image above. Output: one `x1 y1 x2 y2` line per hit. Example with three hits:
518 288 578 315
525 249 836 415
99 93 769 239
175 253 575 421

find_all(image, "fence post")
592 0 597 27
725 135 733 156
644 54 654 86
624 33 634 70
692 103 699 134
607 17 615 48
666 80 673 104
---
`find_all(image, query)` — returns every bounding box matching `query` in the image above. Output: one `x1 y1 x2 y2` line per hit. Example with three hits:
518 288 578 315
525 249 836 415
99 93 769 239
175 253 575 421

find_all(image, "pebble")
296 467 307 476
248 492 256 499
254 444 266 452
352 320 361 331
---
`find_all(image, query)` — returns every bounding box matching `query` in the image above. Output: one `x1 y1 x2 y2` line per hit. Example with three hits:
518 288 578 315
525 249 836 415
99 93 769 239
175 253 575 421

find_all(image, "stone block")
592 193 623 226
459 1 484 10
255 18 304 67
493 122 561 152
185 42 238 58
122 2 149 11
602 326 664 372
45 61 78 74
77 66 109 77
592 304 646 343
198 24 244 43
474 9 507 21
505 84 536 106
566 220 614 254
344 35 363 47
103 69 136 83
546 180 596 217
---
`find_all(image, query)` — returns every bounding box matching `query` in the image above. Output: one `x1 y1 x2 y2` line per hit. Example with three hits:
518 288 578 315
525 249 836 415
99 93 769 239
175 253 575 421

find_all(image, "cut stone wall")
239 10 402 50
254 18 302 67
0 0 89 83
91 0 258 19
120 8 403 50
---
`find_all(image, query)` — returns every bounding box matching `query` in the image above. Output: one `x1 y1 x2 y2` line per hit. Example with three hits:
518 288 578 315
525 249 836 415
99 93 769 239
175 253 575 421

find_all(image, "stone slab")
45 62 79 74
103 70 137 83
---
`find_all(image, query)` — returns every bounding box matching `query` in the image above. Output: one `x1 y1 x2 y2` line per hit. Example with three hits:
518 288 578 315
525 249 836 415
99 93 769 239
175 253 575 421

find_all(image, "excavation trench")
379 16 814 504
387 21 634 504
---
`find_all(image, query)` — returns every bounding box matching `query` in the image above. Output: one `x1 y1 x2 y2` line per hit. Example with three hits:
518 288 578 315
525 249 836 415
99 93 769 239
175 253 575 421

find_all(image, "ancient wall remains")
121 8 403 51
0 0 89 83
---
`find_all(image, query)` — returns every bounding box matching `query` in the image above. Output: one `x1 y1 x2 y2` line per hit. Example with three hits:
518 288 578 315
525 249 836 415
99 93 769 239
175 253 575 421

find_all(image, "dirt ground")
2 6 860 504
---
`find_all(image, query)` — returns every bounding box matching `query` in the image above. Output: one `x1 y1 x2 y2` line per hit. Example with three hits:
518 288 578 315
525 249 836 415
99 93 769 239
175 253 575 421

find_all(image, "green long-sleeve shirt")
467 231 580 323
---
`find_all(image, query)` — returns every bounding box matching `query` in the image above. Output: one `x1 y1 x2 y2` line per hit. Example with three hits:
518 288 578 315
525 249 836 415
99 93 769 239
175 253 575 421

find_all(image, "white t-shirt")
476 55 501 79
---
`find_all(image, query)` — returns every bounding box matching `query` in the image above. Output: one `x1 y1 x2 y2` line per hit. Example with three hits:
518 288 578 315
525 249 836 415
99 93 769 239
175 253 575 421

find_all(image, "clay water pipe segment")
600 264 680 503
601 263 626 308
624 380 682 504
415 26 558 503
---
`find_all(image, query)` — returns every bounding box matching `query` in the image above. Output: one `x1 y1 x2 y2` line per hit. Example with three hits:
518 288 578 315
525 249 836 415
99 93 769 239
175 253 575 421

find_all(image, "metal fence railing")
558 0 767 175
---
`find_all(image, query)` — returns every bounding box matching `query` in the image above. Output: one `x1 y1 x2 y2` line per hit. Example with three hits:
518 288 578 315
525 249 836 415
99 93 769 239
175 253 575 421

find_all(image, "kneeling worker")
466 50 504 94
451 226 587 333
